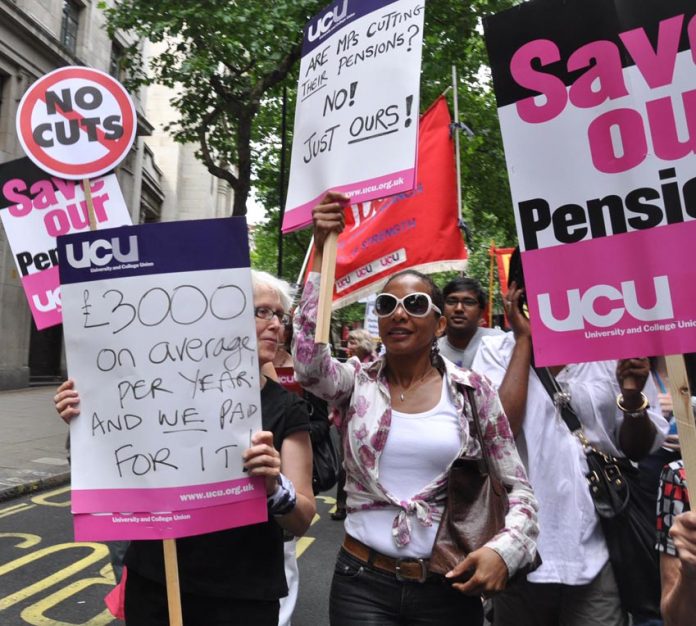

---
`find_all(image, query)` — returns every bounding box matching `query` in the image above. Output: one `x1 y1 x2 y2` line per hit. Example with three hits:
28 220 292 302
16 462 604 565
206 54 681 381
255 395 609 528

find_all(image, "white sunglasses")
374 292 442 318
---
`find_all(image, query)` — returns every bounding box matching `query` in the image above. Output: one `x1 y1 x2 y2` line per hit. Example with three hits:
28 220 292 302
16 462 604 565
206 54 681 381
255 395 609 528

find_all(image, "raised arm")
615 357 658 460
292 192 360 415
496 283 532 437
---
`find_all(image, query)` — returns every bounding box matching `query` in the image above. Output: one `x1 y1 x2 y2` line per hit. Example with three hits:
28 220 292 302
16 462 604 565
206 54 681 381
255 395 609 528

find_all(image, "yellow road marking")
296 536 315 558
0 533 42 550
0 503 35 519
31 486 71 508
98 563 115 584
21 576 115 626
0 542 108 611
293 496 340 559
315 495 337 505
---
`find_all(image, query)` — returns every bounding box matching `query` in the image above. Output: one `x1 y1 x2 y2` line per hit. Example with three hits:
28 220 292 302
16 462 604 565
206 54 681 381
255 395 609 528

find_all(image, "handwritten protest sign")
0 157 131 330
283 0 425 233
58 218 265 540
484 0 696 366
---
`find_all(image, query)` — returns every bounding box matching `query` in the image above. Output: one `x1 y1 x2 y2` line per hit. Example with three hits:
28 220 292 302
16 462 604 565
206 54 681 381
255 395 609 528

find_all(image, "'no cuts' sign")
16 66 136 180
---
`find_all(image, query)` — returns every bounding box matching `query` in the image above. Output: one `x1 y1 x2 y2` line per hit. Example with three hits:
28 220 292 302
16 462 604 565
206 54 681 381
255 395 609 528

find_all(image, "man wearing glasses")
437 277 503 370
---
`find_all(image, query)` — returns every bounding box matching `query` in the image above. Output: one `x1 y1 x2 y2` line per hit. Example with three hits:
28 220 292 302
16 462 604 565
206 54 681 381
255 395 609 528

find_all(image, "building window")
61 1 80 53
109 41 125 80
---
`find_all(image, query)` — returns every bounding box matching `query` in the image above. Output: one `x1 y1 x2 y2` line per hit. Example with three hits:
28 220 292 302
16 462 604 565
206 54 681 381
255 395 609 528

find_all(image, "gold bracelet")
616 392 649 416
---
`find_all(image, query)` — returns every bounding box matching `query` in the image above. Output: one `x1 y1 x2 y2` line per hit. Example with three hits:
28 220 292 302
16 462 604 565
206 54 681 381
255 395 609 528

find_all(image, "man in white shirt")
437 277 503 369
472 255 667 626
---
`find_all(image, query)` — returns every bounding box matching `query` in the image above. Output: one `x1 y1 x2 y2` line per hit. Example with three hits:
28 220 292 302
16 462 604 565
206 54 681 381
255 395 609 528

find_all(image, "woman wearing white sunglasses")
292 192 540 626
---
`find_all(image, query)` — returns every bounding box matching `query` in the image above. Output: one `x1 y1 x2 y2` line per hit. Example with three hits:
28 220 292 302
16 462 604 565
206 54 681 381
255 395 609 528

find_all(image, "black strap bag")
535 366 661 619
305 392 341 495
311 425 341 495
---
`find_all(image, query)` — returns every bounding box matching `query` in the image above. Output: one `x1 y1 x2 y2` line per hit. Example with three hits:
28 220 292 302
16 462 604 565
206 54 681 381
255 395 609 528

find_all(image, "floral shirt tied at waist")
293 273 539 577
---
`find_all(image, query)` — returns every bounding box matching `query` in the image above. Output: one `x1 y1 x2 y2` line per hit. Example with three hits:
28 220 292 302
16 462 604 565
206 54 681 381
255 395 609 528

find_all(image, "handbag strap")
463 386 494 476
533 366 613 457
533 366 582 432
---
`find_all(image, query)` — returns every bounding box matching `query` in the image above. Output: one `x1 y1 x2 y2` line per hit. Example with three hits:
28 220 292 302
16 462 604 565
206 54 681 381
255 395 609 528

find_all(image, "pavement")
0 386 71 502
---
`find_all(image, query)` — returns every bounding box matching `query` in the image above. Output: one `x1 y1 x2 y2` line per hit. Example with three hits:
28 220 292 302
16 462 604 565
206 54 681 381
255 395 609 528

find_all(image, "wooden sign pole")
82 179 97 231
163 538 184 626
315 233 338 344
488 242 495 328
82 179 186 624
665 354 696 488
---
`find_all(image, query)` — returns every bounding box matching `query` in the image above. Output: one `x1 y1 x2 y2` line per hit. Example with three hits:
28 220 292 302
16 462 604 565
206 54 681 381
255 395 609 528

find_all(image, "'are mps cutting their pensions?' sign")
484 0 696 366
283 0 425 232
58 218 266 541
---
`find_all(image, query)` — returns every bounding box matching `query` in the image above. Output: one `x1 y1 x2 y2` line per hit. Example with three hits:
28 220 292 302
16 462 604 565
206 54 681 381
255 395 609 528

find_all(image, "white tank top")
345 378 461 558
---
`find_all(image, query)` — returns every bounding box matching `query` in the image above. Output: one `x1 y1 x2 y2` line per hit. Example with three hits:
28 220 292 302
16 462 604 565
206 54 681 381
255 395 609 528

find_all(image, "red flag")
324 96 467 307
488 243 515 327
492 246 514 298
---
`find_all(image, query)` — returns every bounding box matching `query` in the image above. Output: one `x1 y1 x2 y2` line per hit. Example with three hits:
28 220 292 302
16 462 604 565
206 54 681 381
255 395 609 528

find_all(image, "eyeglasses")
254 306 291 326
444 297 480 308
374 292 441 318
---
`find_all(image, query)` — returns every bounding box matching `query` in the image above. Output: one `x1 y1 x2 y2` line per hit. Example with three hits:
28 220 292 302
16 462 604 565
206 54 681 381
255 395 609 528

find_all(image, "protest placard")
16 66 136 180
364 294 379 338
282 0 425 233
0 157 131 330
484 0 696 366
275 367 302 395
58 218 265 541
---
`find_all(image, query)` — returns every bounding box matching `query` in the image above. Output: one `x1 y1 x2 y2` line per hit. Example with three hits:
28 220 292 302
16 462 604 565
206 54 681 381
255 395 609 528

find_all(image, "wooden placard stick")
163 538 183 626
665 354 696 487
315 232 338 344
488 242 495 329
82 178 97 231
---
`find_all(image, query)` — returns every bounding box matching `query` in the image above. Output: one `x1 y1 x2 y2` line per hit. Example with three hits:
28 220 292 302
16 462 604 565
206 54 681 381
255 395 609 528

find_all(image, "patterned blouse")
292 273 539 576
657 460 690 556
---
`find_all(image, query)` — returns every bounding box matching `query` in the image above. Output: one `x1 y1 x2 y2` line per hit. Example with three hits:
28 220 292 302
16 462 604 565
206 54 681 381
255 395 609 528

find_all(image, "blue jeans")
329 548 483 626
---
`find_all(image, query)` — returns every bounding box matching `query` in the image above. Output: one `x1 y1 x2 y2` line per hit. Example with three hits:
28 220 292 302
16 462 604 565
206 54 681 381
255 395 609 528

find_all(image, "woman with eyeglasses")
53 270 315 626
292 193 539 626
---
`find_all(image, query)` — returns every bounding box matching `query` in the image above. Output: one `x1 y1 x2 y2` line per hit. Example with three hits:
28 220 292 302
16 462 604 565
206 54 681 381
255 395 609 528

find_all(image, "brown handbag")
428 386 509 575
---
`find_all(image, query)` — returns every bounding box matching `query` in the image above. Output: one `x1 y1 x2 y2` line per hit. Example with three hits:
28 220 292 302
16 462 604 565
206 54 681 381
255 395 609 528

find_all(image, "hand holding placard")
311 191 348 343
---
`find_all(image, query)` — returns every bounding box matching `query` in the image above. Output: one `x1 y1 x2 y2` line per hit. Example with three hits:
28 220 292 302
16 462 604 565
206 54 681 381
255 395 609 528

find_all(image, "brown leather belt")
342 534 433 583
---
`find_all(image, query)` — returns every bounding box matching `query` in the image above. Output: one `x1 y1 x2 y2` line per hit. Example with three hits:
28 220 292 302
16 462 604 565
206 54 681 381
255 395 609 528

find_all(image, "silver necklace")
393 368 435 401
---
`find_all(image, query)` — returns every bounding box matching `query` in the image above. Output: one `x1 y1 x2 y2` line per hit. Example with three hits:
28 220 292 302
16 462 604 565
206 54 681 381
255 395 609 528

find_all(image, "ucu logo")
65 235 139 269
307 0 349 42
32 287 61 313
538 276 674 331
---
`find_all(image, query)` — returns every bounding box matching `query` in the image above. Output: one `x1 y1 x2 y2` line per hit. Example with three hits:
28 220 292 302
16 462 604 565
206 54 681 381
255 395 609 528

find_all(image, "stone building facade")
0 0 234 389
